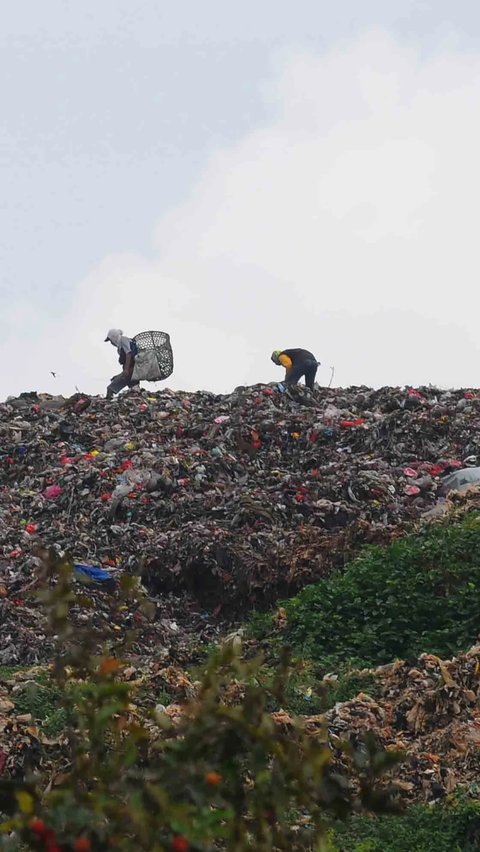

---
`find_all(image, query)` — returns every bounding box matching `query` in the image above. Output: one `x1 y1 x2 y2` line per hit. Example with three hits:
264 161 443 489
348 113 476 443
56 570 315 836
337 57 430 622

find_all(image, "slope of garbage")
1 383 480 666
2 383 480 812
277 643 480 805
2 643 480 807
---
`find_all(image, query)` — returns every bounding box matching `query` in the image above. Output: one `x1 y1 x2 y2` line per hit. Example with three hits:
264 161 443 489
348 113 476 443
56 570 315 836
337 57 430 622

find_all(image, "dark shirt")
280 348 317 366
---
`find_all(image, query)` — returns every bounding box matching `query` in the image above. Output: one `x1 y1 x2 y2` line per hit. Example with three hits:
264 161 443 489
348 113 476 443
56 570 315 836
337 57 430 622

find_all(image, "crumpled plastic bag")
132 350 165 382
73 563 114 584
439 467 480 496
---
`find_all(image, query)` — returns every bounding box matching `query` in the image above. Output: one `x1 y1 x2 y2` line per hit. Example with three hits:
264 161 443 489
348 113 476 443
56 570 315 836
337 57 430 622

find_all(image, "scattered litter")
0 383 479 660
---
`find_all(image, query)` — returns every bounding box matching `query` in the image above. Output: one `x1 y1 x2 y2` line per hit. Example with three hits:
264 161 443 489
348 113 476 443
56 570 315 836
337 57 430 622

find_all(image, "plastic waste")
73 563 115 584
439 466 480 496
43 485 63 500
2 381 480 640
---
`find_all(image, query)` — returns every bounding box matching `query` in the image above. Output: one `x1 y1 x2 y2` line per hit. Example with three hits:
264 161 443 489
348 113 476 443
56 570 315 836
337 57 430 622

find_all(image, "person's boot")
106 389 113 401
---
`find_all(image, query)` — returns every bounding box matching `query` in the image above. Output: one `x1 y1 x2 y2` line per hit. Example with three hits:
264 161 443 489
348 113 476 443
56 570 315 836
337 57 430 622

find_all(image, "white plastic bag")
131 350 163 382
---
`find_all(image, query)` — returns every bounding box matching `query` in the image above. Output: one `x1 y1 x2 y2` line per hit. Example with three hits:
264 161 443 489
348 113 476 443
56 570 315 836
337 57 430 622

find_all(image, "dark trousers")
285 359 318 390
107 372 140 398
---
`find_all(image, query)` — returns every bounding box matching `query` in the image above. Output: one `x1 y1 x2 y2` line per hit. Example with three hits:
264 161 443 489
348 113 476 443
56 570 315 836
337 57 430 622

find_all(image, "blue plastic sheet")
73 563 114 584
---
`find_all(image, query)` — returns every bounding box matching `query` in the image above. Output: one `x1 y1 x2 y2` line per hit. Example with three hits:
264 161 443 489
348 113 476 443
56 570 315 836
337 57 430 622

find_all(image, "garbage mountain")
2 383 480 817
1 382 479 665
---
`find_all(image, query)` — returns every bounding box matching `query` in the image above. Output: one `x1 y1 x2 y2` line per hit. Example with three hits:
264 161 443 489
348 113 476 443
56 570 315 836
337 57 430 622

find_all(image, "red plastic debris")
405 485 421 496
251 429 262 449
44 485 63 500
340 418 365 428
444 459 462 470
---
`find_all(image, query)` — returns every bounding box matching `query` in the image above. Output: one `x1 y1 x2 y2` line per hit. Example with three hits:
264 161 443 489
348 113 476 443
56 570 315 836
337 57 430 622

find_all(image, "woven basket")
133 331 173 381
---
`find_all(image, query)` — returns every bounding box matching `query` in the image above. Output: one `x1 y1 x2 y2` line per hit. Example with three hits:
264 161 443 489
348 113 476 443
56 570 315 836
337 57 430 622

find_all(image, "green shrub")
7 676 66 736
253 662 379 716
325 673 379 709
331 795 480 851
280 514 480 669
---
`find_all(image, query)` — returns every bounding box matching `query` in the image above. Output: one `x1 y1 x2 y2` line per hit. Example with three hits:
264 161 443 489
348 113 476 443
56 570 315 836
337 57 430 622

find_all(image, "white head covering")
105 328 123 347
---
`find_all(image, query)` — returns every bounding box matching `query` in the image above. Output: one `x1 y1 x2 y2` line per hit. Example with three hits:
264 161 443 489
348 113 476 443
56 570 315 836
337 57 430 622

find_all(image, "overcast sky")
2 1 480 399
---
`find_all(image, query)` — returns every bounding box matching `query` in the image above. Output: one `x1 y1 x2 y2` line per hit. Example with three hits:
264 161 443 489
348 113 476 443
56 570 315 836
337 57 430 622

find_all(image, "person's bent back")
271 348 319 390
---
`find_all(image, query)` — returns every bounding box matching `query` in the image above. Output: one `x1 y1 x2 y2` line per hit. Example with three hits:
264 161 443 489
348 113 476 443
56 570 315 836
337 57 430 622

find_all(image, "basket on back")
131 331 174 382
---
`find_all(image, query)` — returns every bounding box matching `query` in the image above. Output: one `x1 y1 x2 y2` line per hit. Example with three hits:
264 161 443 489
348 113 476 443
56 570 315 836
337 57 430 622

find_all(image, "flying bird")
50 372 57 378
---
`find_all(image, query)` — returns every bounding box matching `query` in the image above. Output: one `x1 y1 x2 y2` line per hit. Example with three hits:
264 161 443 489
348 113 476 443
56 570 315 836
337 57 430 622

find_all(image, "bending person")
271 348 319 390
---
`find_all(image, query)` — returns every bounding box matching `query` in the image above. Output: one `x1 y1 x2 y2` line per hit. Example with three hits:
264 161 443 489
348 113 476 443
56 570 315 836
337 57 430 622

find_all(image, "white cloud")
4 30 480 399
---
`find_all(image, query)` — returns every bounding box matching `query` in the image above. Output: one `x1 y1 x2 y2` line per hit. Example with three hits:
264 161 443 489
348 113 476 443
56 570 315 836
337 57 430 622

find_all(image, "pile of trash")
2 383 480 663
322 643 480 803
2 643 480 806
212 643 480 804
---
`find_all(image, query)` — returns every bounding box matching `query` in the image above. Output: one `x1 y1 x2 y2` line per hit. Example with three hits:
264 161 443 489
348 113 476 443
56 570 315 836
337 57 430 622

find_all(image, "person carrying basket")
104 328 173 399
104 329 139 399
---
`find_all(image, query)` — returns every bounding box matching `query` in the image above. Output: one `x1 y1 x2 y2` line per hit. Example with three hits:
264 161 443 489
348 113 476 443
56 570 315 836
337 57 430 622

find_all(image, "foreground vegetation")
0 554 403 851
2 513 480 849
252 513 480 671
332 794 480 851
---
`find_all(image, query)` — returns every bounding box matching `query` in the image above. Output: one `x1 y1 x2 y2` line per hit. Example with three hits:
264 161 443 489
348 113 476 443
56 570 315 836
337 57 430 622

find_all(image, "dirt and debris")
210 644 480 804
324 644 480 803
2 644 480 805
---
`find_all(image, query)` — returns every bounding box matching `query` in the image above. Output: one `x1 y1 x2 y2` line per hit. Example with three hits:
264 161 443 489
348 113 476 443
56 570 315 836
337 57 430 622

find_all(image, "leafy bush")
0 551 404 851
5 675 66 736
325 673 379 710
277 514 480 669
253 662 379 716
331 794 480 851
